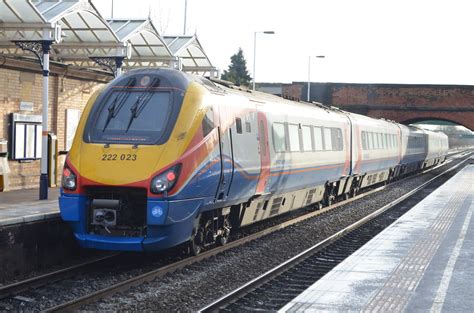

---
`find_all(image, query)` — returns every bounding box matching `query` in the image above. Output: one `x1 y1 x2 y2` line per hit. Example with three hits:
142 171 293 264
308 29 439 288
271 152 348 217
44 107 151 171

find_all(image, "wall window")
313 126 324 151
323 128 332 151
301 125 313 151
288 124 301 152
273 122 287 152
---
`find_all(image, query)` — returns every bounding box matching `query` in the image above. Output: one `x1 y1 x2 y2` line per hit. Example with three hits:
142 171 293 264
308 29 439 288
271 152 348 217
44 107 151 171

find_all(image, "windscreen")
85 75 177 145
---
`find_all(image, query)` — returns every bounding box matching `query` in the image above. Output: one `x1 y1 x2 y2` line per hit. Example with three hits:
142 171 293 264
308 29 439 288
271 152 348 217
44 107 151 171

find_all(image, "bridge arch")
367 110 473 131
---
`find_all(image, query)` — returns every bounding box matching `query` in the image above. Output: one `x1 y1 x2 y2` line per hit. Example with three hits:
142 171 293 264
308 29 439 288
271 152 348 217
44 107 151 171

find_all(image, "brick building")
0 58 110 190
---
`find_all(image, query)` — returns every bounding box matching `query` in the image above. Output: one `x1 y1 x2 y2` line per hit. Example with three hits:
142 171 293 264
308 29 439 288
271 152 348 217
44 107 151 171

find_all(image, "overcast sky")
93 0 474 85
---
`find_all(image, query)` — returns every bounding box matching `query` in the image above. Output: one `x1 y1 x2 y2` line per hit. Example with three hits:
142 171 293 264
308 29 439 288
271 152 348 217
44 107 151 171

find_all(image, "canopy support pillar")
14 39 54 200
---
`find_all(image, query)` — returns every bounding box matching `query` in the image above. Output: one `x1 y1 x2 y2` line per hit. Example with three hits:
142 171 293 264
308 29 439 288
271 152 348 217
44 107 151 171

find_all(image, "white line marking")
430 203 473 313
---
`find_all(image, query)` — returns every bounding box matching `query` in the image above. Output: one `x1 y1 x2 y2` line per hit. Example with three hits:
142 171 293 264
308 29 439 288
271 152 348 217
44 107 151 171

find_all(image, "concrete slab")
281 165 473 312
0 188 60 226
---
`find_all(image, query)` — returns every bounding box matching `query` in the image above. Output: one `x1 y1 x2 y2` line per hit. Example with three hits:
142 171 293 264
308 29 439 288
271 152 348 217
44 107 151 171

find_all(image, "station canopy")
164 35 215 74
108 19 176 69
0 0 216 75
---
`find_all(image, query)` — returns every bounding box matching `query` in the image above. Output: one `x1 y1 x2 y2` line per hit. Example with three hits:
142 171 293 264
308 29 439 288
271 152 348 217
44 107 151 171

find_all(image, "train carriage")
59 68 449 253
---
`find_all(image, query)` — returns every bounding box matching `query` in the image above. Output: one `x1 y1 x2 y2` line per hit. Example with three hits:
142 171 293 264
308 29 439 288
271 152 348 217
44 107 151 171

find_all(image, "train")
59 68 449 254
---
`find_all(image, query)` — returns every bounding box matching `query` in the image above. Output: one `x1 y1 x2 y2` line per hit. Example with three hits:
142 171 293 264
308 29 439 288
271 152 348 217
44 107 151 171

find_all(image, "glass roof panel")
0 1 44 23
75 30 98 42
81 12 108 29
130 35 147 45
133 46 151 56
62 12 88 28
39 2 77 21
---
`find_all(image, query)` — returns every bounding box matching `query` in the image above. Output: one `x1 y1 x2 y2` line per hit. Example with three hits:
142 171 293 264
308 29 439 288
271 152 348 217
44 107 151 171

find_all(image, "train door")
215 105 234 201
256 110 270 194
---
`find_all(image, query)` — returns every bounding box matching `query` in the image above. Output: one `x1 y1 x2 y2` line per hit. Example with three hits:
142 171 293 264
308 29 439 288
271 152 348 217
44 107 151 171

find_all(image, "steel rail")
0 253 119 300
198 155 471 312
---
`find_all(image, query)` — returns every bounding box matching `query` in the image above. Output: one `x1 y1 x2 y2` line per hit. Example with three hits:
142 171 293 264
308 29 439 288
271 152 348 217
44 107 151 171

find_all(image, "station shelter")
0 0 216 192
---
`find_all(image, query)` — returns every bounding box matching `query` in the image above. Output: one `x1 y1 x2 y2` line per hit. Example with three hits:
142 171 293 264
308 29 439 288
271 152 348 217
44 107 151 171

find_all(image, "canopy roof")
164 35 215 73
0 0 215 74
108 19 175 68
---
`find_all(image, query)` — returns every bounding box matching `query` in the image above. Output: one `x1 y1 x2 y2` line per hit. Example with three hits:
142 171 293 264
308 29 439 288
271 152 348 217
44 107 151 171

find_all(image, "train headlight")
150 164 181 194
61 165 77 191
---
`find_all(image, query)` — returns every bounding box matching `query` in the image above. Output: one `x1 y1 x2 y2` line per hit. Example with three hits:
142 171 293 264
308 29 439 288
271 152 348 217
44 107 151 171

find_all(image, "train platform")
0 187 60 226
281 164 473 312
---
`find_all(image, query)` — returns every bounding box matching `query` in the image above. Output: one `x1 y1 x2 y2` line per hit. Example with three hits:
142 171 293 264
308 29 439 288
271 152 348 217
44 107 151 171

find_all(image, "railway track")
0 253 118 300
199 153 472 312
0 150 471 312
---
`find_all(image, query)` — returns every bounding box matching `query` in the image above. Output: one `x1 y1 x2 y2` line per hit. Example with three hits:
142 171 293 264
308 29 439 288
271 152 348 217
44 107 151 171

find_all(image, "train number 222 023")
101 154 137 161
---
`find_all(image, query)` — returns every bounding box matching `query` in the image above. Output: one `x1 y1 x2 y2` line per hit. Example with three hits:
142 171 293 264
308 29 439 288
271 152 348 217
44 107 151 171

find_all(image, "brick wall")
0 67 106 190
331 84 474 108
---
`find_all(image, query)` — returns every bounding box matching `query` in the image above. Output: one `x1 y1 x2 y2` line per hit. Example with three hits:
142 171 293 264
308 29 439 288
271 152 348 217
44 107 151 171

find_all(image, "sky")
93 0 474 85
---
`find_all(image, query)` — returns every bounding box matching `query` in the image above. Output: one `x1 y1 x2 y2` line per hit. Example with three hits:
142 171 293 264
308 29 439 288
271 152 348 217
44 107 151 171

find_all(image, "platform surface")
281 165 473 312
0 188 60 226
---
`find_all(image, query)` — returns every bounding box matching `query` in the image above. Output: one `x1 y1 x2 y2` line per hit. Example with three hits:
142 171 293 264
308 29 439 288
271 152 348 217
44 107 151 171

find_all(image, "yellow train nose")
78 144 165 186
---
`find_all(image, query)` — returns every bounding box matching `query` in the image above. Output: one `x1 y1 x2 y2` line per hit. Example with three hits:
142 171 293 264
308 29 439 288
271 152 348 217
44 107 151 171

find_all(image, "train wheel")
189 229 204 256
216 235 227 246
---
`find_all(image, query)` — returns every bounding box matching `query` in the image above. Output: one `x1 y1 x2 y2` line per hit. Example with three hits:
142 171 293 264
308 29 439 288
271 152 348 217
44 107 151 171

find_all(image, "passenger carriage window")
384 134 389 148
331 128 343 151
376 133 381 149
288 124 301 152
202 108 214 137
245 122 251 133
236 118 242 134
368 132 374 150
323 128 332 151
272 123 287 152
301 125 313 151
313 126 324 151
361 131 367 150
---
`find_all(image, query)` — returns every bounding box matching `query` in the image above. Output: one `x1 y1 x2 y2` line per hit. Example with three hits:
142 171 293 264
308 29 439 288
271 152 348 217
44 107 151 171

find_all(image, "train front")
59 68 215 252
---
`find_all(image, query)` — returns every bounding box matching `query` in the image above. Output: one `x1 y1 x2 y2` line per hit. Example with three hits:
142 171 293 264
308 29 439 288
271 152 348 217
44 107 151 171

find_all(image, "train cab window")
288 124 301 152
273 122 287 152
331 128 343 151
245 122 251 133
202 108 214 137
236 118 242 134
313 127 324 151
323 128 332 151
301 125 313 151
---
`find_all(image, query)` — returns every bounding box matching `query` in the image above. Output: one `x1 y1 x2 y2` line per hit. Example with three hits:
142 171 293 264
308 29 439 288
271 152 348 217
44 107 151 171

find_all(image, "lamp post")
253 30 275 90
307 55 325 102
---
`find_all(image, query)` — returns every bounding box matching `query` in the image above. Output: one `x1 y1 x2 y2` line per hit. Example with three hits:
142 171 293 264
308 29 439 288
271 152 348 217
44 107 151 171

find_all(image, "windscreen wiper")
102 78 136 132
125 77 160 133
